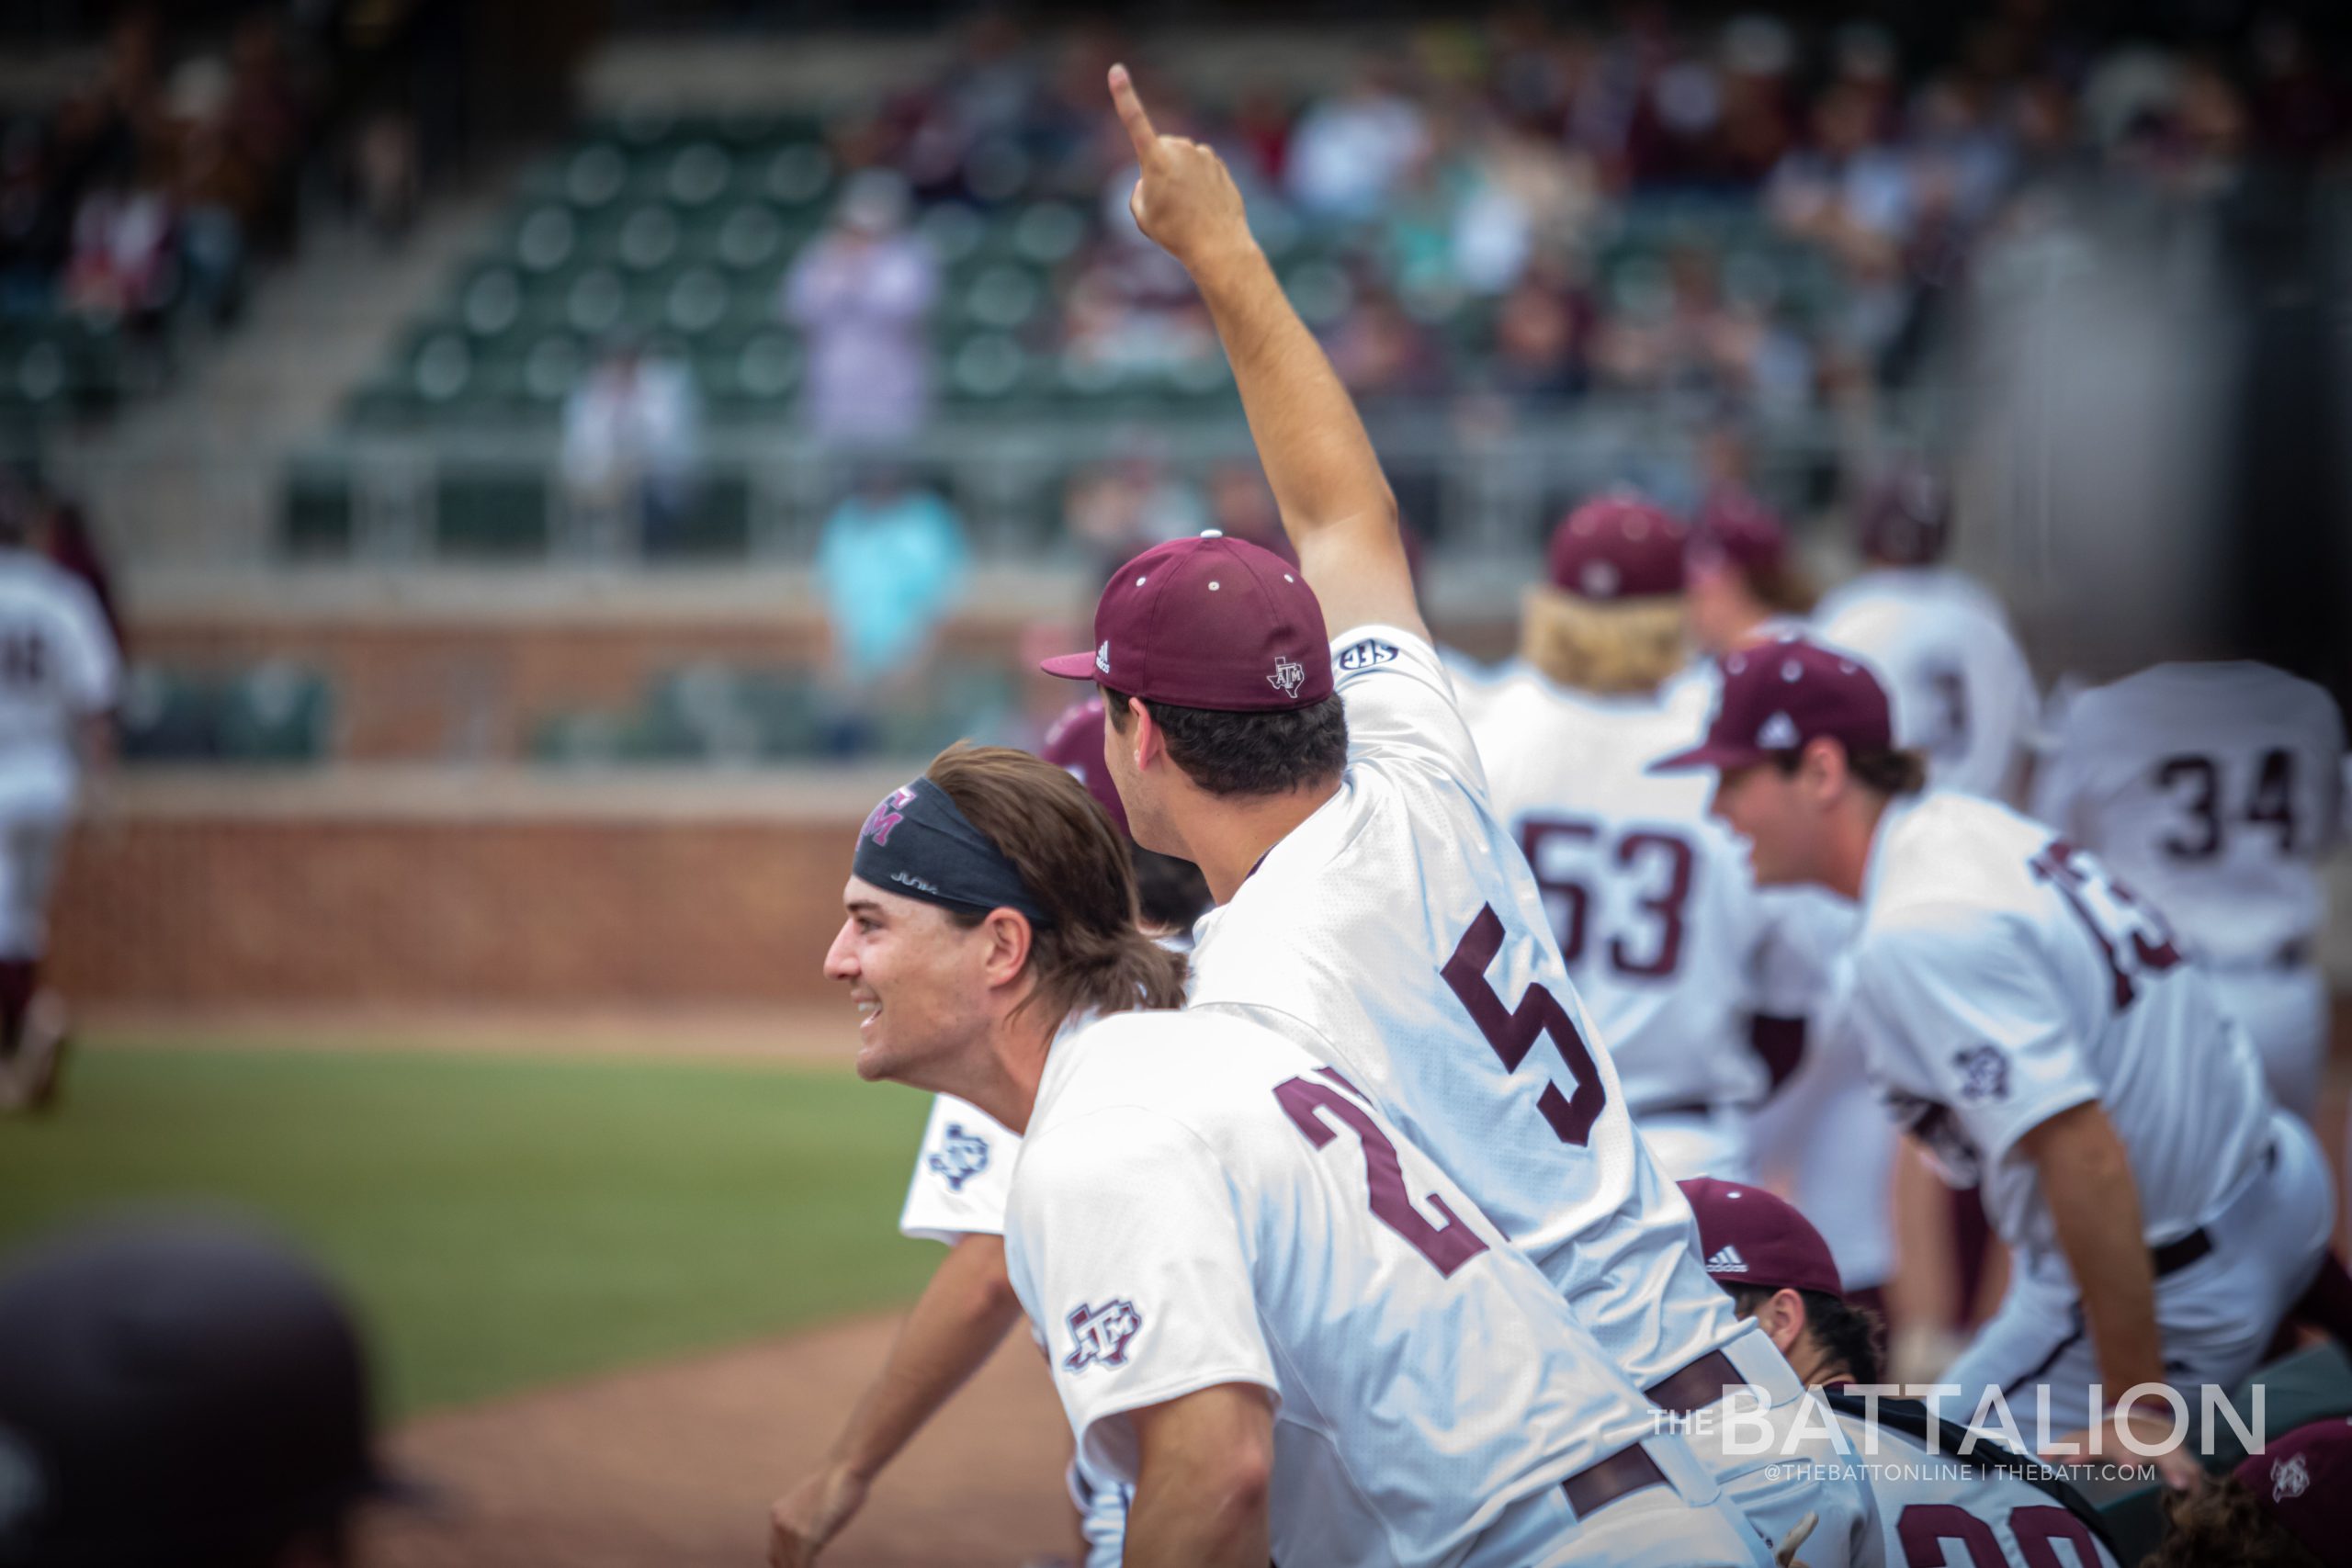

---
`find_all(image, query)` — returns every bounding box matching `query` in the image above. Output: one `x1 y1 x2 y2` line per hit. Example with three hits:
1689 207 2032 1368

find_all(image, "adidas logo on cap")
1095 640 1111 675
1707 1245 1748 1274
1757 712 1800 750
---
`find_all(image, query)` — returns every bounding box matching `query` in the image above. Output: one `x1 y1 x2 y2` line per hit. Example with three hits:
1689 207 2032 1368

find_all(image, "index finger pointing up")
1108 63 1160 164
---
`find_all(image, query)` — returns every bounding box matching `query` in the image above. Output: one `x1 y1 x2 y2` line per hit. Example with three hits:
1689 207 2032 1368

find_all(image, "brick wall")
49 773 897 1007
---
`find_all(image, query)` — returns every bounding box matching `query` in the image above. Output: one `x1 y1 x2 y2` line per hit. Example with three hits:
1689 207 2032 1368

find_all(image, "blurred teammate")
1467 494 1839 1182
0 1215 412 1566
1657 637 2334 1478
2144 1416 2352 1567
770 699 1200 1568
829 742 1775 1566
1680 1179 2126 1568
1813 464 2037 801
0 480 119 1113
2032 661 2343 1122
1038 66 1866 1561
1685 490 1815 660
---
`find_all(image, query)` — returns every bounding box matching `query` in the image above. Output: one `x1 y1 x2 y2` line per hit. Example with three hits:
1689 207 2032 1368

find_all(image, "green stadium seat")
282 457 354 558
960 265 1042 332
435 465 549 558
119 666 224 761
662 267 730 338
1011 201 1087 265
458 266 526 341
513 205 582 275
664 141 732 209
562 142 629 211
218 662 333 763
616 206 683 273
761 143 833 209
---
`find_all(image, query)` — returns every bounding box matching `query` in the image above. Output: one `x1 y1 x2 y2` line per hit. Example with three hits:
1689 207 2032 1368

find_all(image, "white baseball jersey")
1838 791 2273 1260
1006 1007 1770 1568
2030 662 2344 970
899 1094 1019 1245
1467 670 1792 1133
1819 1397 2123 1568
0 549 117 795
1814 568 2036 799
1185 627 1744 1388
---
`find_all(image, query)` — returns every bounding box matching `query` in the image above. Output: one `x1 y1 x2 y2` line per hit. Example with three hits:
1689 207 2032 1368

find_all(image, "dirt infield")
368 1313 1079 1568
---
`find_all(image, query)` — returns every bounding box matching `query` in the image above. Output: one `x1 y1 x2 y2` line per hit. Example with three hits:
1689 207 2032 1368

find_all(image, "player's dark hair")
1770 744 1927 798
1101 687 1348 799
2143 1473 2321 1568
1729 1285 1885 1387
1133 843 1212 933
925 742 1188 1021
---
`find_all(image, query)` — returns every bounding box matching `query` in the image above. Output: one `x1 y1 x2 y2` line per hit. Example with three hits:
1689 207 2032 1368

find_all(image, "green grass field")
0 1042 939 1418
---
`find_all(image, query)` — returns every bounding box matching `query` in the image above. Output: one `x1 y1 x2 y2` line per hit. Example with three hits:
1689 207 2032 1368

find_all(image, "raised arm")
1109 65 1425 641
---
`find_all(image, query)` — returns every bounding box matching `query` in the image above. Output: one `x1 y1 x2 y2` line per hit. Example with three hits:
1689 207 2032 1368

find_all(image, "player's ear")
978 907 1035 990
1753 1286 1810 1357
1127 698 1168 771
1801 737 1847 802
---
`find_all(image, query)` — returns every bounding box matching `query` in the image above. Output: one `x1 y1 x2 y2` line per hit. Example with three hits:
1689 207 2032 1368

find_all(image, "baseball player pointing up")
1034 65 1872 1563
1655 637 2337 1487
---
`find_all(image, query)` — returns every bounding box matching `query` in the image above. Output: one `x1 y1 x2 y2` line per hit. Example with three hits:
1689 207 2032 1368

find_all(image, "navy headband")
853 776 1057 929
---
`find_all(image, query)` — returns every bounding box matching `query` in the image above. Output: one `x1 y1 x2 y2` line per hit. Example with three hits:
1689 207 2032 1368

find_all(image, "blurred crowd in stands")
0 9 319 341
782 9 2346 437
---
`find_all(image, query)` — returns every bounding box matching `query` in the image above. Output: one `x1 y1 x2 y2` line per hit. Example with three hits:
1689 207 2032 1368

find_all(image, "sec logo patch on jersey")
1334 638 1400 673
1063 1299 1144 1371
926 1123 990 1191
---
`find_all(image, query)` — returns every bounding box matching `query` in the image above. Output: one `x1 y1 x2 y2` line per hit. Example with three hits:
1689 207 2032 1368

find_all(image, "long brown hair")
1520 587 1688 696
926 742 1188 1022
2141 1473 2320 1567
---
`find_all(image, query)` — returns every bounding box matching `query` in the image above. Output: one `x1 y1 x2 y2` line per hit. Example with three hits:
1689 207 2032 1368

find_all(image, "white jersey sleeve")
1849 912 2101 1176
898 1095 1020 1244
1007 1104 1278 1482
1329 625 1492 798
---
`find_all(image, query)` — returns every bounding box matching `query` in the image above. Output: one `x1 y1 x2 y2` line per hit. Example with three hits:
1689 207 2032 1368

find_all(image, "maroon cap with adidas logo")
1650 636 1893 773
1679 1178 1845 1299
1041 532 1334 713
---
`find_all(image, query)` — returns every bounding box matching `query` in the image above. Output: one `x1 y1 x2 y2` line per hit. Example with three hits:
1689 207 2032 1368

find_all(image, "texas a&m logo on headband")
1063 1298 1144 1371
861 784 919 847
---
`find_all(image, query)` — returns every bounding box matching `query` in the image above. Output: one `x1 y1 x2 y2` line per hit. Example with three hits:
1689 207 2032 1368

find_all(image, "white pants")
1067 1461 1127 1568
0 788 70 960
2208 964 2328 1124
1942 1110 2333 1435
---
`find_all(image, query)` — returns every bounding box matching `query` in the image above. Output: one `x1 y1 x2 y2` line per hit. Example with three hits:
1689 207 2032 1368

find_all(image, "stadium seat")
218 663 334 763
118 666 225 762
435 464 550 558
282 457 355 558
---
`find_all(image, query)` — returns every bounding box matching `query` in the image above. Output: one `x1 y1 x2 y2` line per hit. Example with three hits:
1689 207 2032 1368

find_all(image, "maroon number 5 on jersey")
1440 904 1608 1146
2028 840 2183 1012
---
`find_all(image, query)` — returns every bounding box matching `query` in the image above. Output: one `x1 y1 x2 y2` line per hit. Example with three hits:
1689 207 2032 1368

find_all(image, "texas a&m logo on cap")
1063 1298 1144 1371
1268 655 1305 700
926 1123 990 1192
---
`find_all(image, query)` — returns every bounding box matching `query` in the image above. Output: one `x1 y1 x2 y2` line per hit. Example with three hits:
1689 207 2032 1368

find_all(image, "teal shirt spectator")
816 484 971 684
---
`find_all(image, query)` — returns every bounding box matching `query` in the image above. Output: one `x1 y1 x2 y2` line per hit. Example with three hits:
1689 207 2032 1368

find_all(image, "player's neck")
1185 778 1343 905
958 1001 1064 1135
1821 794 1891 901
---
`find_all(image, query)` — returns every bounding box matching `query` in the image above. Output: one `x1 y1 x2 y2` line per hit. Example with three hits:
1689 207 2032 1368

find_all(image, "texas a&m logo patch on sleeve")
925 1123 990 1192
1063 1299 1144 1371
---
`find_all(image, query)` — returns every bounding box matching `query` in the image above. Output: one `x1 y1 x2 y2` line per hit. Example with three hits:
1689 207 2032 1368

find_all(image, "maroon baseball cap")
1038 696 1130 840
1679 1178 1845 1298
1691 488 1788 577
1650 636 1893 773
1856 462 1950 566
1547 494 1687 601
2233 1417 2352 1564
1041 532 1334 712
